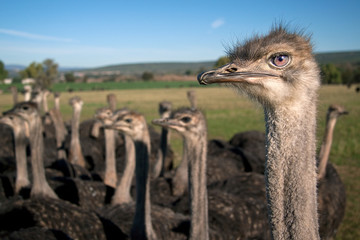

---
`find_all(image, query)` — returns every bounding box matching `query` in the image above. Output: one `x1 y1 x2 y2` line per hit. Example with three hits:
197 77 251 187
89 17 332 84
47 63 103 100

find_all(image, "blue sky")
1 0 359 68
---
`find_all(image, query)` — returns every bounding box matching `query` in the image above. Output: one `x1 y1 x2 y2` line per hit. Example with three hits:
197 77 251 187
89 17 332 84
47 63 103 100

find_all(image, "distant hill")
5 51 360 76
315 51 360 65
85 51 360 74
86 61 216 75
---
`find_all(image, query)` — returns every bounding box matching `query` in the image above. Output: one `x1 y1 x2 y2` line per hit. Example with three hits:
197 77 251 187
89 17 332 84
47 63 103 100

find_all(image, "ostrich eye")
124 118 132 123
22 106 29 110
181 116 191 123
270 54 291 68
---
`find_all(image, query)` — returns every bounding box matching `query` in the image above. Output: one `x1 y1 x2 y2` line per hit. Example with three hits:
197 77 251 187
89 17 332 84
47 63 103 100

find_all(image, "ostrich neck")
264 105 319 240
184 132 209 240
156 126 168 177
317 117 337 179
131 128 157 240
13 128 30 193
112 134 135 205
29 117 57 198
69 107 85 167
104 129 117 188
54 97 60 111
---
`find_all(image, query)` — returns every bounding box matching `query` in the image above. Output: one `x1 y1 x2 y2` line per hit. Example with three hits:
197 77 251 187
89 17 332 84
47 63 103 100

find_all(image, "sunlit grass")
0 84 359 239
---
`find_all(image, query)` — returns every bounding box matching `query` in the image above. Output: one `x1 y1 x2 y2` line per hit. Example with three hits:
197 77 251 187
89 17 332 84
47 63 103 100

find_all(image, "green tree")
142 71 153 81
65 72 76 82
19 61 43 79
41 59 58 88
321 64 342 84
19 59 58 89
214 56 230 68
0 60 8 81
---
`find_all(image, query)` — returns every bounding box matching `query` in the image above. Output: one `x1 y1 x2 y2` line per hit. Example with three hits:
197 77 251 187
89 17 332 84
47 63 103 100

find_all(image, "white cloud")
0 28 74 42
211 18 225 29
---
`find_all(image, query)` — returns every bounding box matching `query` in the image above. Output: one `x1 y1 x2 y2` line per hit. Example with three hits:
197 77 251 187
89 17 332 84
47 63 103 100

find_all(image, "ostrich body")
198 25 321 239
0 113 30 194
5 102 58 199
68 96 86 168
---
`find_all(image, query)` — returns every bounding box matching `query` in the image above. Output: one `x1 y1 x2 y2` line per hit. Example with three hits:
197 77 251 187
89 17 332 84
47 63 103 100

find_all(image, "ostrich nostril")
227 67 238 73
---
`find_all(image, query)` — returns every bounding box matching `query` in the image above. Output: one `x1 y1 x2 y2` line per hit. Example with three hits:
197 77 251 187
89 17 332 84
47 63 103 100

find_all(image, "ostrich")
49 92 67 160
94 106 118 188
9 86 18 105
102 110 189 240
153 108 209 239
4 102 58 199
198 25 321 239
317 104 347 239
187 90 197 109
107 93 117 111
0 113 30 195
152 101 172 178
23 85 32 101
68 96 86 168
153 107 271 239
110 107 136 205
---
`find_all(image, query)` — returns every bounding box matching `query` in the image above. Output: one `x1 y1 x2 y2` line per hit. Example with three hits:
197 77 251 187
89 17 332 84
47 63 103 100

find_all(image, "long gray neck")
171 138 188 196
104 129 117 188
29 116 58 199
13 127 30 193
264 104 319 240
130 129 157 240
317 116 337 180
69 106 86 167
112 134 135 205
185 132 209 240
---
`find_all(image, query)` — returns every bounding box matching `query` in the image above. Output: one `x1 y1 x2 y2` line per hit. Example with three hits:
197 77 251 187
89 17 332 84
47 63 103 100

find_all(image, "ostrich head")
109 111 147 141
152 107 206 139
198 25 320 109
0 112 30 138
4 102 40 127
158 101 172 119
327 104 348 121
95 107 113 126
69 96 83 110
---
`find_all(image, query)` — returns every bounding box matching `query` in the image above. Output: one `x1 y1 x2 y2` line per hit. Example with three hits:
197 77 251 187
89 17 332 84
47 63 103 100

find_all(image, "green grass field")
0 84 359 239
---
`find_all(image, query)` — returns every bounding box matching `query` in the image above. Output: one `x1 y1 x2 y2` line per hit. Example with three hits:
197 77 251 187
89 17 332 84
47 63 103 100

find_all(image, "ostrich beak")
152 118 168 127
197 63 278 85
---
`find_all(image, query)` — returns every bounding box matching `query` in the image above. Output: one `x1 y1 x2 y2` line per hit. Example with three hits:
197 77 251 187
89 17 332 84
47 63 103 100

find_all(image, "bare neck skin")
104 128 117 188
184 132 209 240
29 116 58 199
171 138 188 196
68 105 86 167
130 127 157 240
153 110 171 178
317 116 337 180
10 87 18 105
264 104 319 240
112 134 135 205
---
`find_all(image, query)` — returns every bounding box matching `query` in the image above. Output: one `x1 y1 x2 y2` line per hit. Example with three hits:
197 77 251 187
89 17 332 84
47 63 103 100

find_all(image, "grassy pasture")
0 84 359 239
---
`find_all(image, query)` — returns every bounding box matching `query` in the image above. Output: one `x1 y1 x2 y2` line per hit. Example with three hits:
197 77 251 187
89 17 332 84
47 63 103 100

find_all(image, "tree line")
1 57 360 88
